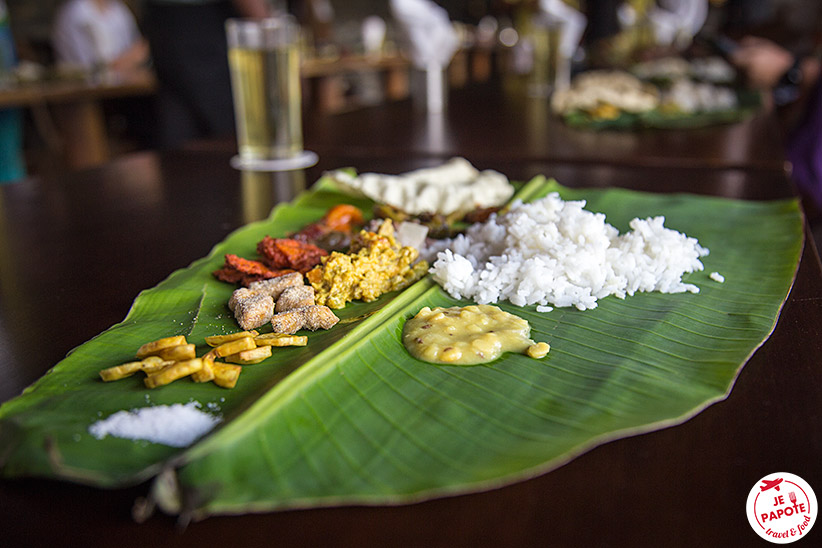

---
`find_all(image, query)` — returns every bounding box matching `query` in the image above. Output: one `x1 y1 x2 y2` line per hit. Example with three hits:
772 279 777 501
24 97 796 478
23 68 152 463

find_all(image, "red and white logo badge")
747 472 817 543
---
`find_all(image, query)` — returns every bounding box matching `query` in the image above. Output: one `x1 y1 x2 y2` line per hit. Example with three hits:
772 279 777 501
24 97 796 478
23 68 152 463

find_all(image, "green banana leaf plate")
0 175 803 521
563 88 761 130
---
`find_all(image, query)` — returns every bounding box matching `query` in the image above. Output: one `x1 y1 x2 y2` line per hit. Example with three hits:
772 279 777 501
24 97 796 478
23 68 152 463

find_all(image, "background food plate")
0 176 802 520
563 88 762 130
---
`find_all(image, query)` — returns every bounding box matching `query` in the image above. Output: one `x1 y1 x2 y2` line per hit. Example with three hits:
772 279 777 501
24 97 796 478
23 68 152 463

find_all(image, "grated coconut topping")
88 402 221 447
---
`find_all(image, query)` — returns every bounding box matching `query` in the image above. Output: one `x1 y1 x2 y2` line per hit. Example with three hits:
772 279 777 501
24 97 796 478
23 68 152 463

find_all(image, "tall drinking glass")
527 15 562 98
226 16 316 170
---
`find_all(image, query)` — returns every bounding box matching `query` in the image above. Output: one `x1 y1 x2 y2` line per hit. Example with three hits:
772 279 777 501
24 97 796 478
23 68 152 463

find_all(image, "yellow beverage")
228 39 302 160
528 21 561 98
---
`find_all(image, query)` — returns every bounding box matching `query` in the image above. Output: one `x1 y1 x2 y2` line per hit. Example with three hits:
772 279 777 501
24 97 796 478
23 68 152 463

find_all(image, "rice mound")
427 193 709 311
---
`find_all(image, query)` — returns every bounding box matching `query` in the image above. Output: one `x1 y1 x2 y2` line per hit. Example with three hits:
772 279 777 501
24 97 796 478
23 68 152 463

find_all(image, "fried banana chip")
156 343 196 362
205 330 260 347
225 345 272 365
191 352 216 383
213 336 256 358
144 358 203 389
136 335 187 359
212 362 242 389
254 333 308 347
101 330 261 389
140 356 175 374
99 361 143 382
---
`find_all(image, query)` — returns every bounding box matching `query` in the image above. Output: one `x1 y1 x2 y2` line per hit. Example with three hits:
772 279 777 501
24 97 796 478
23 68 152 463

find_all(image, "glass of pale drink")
226 16 316 171
527 15 562 99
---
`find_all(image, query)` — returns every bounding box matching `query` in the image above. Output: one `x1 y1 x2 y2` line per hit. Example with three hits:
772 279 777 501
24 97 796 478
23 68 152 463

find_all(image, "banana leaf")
0 175 803 520
563 88 761 130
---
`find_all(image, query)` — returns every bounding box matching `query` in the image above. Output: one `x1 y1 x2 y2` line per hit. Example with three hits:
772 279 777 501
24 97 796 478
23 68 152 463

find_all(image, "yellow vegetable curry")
307 219 428 309
403 304 550 365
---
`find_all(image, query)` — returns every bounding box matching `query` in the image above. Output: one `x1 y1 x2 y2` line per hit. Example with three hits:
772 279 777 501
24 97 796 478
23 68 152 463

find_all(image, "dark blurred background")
2 0 820 179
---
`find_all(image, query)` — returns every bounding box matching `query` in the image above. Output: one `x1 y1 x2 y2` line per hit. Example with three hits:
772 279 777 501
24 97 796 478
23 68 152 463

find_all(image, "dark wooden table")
0 69 158 170
303 80 788 172
1 138 819 546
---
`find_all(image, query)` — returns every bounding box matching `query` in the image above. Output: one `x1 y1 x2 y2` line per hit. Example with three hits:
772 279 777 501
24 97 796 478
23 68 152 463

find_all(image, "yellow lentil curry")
306 219 428 309
403 304 551 365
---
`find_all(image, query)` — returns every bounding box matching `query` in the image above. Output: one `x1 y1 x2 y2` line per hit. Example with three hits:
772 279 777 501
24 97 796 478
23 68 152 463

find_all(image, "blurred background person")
51 0 149 76
142 0 274 150
51 0 153 152
732 32 822 217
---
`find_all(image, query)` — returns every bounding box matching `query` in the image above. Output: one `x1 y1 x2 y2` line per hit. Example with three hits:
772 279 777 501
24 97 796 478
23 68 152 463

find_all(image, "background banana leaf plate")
0 175 803 521
563 88 761 130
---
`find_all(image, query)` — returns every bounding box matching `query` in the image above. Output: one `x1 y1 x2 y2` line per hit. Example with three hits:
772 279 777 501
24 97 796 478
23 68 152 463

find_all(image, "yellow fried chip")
136 335 187 358
213 336 256 358
254 333 308 347
100 361 143 382
212 362 242 389
191 352 216 383
225 345 272 365
144 358 203 389
205 330 260 347
139 356 174 374
156 343 196 362
102 332 252 389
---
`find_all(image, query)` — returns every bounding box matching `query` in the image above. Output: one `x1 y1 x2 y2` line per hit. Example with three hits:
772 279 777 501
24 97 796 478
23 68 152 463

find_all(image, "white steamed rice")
427 193 709 311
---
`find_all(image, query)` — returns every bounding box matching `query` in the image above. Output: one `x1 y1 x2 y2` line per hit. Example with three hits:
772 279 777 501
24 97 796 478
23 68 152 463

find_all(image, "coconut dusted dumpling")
270 306 339 335
233 294 275 331
275 285 315 312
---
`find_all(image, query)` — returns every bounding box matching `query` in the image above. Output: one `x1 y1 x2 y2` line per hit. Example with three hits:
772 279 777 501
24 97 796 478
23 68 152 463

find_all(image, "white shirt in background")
52 0 141 68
